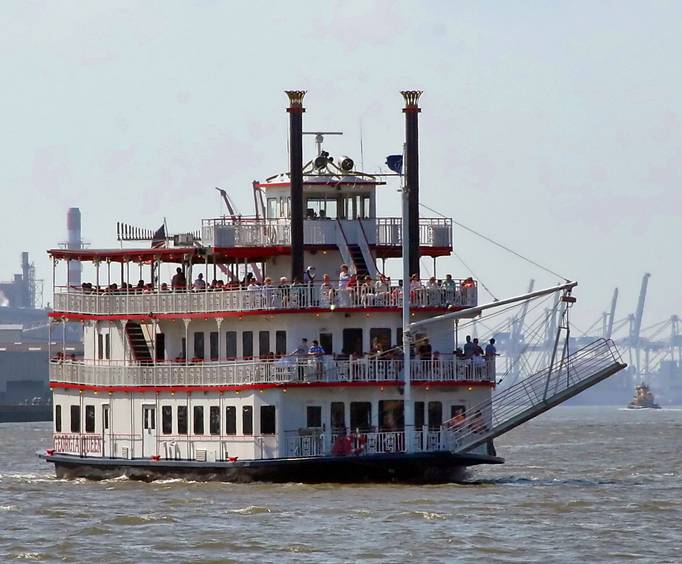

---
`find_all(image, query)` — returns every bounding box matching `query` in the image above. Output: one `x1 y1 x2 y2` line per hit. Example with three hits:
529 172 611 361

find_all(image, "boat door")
102 404 112 457
142 404 157 457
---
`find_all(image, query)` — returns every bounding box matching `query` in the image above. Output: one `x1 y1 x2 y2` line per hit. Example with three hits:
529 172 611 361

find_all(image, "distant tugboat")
627 384 661 409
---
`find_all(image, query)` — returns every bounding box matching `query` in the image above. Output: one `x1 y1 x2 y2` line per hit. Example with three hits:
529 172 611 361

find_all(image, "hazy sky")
1 1 680 335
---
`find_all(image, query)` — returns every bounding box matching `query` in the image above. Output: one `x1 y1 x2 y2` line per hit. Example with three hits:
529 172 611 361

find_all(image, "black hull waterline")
40 451 504 484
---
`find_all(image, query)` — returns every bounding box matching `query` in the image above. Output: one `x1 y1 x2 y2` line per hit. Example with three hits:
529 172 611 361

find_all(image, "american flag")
151 224 166 249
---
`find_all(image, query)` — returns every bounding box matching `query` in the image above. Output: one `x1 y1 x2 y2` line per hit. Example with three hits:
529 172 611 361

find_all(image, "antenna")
359 120 365 172
303 131 343 155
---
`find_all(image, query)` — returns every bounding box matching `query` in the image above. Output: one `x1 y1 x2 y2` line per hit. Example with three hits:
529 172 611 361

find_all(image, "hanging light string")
419 202 571 283
452 250 499 302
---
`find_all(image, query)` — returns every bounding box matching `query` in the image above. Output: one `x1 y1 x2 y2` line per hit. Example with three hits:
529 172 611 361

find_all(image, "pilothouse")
40 91 627 482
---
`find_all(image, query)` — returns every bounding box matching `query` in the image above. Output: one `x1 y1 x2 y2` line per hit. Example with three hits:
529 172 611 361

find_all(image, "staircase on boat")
336 219 378 278
125 321 152 363
348 244 368 277
443 338 626 453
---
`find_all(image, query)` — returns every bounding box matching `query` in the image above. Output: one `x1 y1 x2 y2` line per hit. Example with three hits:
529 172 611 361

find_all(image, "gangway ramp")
444 339 626 454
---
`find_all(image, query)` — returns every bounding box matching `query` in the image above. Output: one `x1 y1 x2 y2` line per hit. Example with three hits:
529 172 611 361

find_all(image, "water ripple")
1 409 681 562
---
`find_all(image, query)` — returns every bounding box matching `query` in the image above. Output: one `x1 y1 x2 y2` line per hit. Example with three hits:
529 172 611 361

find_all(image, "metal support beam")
410 281 578 331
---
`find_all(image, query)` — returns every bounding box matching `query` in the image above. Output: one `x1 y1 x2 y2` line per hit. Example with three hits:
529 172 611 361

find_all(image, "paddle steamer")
41 91 626 482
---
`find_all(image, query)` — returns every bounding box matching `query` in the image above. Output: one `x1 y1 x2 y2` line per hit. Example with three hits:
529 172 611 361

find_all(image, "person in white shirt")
374 274 389 306
338 265 350 288
338 265 351 305
319 273 334 306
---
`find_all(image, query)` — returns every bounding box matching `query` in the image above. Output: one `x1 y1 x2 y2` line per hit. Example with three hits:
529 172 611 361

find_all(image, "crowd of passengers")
154 334 497 366
77 264 474 305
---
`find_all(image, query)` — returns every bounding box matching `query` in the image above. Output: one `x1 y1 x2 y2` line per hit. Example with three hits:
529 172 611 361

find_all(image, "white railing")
53 281 477 316
443 339 624 454
375 218 452 248
285 429 449 458
201 217 452 248
50 357 496 388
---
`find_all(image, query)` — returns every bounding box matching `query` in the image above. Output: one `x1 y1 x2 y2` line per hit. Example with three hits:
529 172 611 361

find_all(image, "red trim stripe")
48 305 462 322
255 181 385 188
50 380 494 393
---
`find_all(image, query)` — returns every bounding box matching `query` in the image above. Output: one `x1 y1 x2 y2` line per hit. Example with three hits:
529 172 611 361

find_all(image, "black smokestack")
286 90 306 282
402 90 422 277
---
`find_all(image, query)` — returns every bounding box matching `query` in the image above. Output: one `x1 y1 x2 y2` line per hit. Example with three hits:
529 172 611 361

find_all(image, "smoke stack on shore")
401 90 422 277
67 207 82 286
286 90 306 283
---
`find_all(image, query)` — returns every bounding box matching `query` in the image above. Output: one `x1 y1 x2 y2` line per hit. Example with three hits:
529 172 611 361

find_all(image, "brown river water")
1 406 680 563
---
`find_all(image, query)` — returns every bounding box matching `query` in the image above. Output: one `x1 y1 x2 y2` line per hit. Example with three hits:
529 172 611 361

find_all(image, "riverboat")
40 91 627 483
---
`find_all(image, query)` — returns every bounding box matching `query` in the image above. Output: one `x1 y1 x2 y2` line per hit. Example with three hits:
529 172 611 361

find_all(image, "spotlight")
340 156 354 171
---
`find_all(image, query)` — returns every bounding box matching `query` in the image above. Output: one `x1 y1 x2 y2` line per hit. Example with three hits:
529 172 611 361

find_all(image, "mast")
401 140 413 452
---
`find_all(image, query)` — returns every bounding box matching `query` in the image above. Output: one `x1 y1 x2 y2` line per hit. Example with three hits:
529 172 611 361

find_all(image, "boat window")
209 332 219 361
103 406 109 430
378 400 404 431
70 405 80 433
193 406 204 435
181 337 186 360
451 405 466 420
342 328 363 355
341 194 371 220
306 406 322 428
226 331 237 359
305 197 337 219
343 196 353 219
331 402 345 432
369 328 391 353
85 405 95 433
242 406 253 435
105 333 110 360
350 402 372 432
194 332 205 360
319 332 333 355
178 406 188 435
275 331 287 356
143 407 155 430
162 406 172 434
267 197 278 219
225 406 237 435
428 401 442 430
210 406 220 435
243 331 254 359
259 331 270 357
155 333 165 362
97 333 104 360
260 406 276 435
55 405 62 432
414 401 425 430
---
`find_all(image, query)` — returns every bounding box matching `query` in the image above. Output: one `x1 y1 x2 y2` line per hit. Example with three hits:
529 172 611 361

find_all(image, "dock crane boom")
629 273 651 376
509 279 535 382
606 287 618 339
